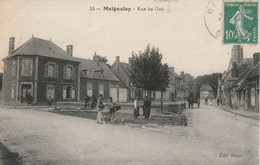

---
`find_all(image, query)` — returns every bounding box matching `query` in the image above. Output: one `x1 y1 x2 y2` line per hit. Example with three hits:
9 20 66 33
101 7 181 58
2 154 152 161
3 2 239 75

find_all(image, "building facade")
2 37 81 104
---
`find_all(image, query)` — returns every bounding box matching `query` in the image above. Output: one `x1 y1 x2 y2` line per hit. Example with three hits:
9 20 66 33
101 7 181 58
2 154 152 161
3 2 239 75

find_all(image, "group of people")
134 96 151 120
94 94 152 124
96 94 118 124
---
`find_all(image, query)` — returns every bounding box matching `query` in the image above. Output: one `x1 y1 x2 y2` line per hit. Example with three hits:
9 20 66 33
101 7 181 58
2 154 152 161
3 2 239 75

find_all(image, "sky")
0 0 259 77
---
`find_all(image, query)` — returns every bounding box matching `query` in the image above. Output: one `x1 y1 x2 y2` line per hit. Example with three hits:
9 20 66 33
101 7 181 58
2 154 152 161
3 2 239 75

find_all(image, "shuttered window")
21 59 33 77
87 83 93 96
63 86 76 99
45 62 58 78
46 85 55 99
63 65 75 80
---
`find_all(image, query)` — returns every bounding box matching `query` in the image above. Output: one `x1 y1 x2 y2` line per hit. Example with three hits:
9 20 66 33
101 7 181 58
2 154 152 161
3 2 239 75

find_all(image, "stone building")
2 37 81 104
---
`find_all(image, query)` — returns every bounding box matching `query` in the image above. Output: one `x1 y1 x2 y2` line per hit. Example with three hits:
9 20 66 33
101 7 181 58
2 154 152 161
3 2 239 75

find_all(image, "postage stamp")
223 1 258 44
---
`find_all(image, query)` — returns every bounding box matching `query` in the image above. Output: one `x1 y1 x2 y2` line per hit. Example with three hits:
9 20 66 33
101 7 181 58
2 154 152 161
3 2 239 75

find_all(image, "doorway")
21 84 32 103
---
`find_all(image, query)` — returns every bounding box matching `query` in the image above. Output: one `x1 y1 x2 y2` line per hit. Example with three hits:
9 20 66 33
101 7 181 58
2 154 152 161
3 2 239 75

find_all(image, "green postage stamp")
224 1 258 44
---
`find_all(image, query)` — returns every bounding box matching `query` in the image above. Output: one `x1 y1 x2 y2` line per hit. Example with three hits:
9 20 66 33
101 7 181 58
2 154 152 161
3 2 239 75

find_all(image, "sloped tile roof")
5 37 80 62
168 68 181 79
200 84 213 91
76 57 119 81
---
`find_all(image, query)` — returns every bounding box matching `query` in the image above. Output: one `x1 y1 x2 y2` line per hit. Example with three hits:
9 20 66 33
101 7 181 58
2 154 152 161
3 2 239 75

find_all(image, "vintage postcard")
0 0 259 164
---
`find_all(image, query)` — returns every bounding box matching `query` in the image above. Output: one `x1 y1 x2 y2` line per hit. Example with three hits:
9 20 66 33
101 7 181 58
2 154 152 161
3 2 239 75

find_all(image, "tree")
129 44 170 112
194 73 222 97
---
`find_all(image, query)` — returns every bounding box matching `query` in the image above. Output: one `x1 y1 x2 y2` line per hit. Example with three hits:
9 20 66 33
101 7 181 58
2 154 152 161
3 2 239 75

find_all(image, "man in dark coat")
84 95 90 109
143 97 151 119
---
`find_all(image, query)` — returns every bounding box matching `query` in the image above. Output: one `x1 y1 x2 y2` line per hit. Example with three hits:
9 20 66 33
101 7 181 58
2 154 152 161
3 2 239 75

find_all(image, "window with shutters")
87 83 93 96
64 65 75 80
63 86 75 99
21 59 33 77
46 85 55 99
45 62 58 78
99 84 104 96
11 60 16 77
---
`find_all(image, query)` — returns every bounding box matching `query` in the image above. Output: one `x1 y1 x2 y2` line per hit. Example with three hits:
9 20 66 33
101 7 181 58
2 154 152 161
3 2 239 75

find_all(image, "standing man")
197 97 200 108
188 97 191 109
108 97 116 122
133 97 140 119
143 97 151 120
96 94 104 124
84 95 90 109
27 92 32 105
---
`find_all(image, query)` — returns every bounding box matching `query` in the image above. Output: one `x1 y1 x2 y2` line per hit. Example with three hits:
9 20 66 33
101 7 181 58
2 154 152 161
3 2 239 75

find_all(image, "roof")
76 57 119 81
110 61 131 87
246 62 259 79
4 37 80 62
168 68 181 79
226 68 251 90
119 62 130 76
200 84 213 91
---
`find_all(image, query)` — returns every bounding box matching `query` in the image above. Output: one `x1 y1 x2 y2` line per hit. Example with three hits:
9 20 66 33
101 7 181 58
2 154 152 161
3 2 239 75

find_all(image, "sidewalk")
216 105 259 120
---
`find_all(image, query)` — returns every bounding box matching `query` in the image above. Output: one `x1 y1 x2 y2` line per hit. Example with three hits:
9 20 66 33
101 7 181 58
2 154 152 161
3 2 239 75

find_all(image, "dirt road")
0 105 258 165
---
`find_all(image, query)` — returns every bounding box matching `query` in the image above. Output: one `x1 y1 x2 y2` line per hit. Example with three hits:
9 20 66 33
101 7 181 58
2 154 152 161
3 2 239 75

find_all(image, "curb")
216 106 259 121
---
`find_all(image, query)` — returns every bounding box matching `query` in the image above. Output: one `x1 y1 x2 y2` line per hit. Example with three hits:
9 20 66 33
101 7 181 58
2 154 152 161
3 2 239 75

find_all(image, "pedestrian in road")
188 97 191 109
217 98 220 106
143 97 151 120
84 95 90 109
133 97 140 119
197 97 200 108
190 97 194 109
220 98 223 105
96 94 104 124
108 97 116 122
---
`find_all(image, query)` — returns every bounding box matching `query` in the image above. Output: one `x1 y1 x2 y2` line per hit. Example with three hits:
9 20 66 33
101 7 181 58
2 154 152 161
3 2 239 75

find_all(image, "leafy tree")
194 73 222 97
129 44 170 112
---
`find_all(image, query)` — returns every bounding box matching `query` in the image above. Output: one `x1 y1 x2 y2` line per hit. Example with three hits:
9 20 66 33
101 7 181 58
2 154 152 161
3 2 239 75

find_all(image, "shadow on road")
0 141 22 165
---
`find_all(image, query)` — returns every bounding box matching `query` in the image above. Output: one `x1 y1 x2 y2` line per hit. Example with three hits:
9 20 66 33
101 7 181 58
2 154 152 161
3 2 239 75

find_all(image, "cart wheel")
112 114 123 124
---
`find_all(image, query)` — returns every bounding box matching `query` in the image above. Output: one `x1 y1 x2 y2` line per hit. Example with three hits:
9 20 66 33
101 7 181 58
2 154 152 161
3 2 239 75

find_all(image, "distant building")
200 84 213 99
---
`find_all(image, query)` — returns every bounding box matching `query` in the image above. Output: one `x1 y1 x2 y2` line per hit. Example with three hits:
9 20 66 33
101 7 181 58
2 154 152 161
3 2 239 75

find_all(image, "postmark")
204 0 223 40
223 1 258 44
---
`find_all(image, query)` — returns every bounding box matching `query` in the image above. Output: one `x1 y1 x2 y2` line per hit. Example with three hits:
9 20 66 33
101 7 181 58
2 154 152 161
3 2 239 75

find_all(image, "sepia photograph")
0 0 259 164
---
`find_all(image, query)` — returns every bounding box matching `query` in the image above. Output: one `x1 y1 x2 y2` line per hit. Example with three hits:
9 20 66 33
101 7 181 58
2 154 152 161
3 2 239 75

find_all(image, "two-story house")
78 54 120 102
2 37 81 104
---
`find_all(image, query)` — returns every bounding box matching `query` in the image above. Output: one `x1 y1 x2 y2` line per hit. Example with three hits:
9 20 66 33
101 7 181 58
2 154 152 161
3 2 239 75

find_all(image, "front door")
21 84 32 103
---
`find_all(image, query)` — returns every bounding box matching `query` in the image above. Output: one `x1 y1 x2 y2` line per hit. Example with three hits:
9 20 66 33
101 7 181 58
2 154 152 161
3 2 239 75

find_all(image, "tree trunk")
161 91 163 113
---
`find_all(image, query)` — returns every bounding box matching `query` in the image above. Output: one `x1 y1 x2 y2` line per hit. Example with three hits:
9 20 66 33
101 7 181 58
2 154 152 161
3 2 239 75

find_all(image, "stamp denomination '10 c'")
224 2 258 44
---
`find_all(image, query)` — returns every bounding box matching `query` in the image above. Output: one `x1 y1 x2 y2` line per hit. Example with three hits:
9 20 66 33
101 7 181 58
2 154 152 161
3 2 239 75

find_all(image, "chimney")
253 53 260 66
9 37 15 55
93 52 100 66
115 56 120 74
169 67 174 72
116 56 120 63
66 45 73 56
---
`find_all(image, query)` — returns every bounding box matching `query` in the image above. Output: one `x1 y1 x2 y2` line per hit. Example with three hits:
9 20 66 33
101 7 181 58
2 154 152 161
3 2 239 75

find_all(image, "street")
0 104 258 165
